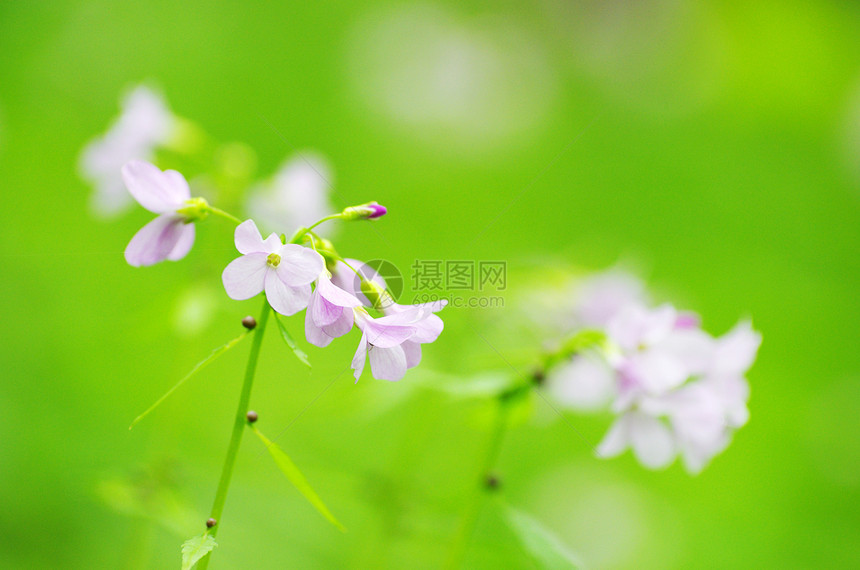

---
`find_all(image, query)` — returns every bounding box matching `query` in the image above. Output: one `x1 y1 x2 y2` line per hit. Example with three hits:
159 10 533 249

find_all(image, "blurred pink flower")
81 85 175 217
595 318 761 473
244 153 334 235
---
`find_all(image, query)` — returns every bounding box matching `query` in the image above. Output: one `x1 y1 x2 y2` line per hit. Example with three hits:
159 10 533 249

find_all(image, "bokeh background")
1 1 859 568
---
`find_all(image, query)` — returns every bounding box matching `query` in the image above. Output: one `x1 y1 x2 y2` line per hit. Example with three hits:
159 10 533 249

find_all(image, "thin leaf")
274 314 311 368
503 504 584 570
252 425 345 531
409 369 520 399
129 332 249 429
181 532 217 570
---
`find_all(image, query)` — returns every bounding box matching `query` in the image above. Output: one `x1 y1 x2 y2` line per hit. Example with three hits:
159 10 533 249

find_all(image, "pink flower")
350 300 447 382
574 270 648 328
122 160 197 267
607 304 713 402
382 300 446 370
245 153 335 236
596 319 761 473
305 271 363 347
222 220 324 315
596 410 676 469
350 308 419 382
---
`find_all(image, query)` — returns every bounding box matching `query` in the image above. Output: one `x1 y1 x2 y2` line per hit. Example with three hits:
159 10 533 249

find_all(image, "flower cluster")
305 259 445 381
547 272 761 473
121 160 444 381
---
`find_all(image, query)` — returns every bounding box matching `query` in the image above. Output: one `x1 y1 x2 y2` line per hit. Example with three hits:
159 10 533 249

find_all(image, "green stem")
197 300 270 569
206 205 243 225
306 213 343 232
289 214 344 244
445 397 509 569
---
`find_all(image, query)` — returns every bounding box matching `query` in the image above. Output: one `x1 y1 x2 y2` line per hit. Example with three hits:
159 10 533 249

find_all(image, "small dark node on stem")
531 367 546 385
241 315 257 330
206 518 217 528
485 473 501 491
246 410 259 423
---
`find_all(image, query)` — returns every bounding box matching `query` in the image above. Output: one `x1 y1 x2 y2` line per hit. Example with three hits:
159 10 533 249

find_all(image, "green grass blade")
252 425 345 531
129 331 249 430
181 532 217 570
502 503 584 569
274 314 311 368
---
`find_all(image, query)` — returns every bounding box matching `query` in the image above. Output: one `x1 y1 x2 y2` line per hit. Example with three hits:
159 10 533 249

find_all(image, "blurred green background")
1 0 858 568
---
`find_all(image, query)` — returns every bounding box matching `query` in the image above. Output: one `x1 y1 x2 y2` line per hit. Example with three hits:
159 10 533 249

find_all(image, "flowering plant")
83 85 446 569
82 85 759 569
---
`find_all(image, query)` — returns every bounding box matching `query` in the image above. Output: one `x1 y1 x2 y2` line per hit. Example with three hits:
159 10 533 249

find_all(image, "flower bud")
360 278 392 309
341 201 387 221
174 196 210 223
246 410 259 423
206 518 217 528
241 316 257 330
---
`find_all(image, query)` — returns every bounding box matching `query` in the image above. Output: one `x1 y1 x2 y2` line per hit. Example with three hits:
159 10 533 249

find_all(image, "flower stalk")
197 300 270 570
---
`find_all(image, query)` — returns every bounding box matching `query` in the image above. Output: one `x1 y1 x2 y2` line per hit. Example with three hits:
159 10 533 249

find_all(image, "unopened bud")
206 518 217 528
341 201 387 221
242 316 257 330
360 279 388 309
246 410 258 423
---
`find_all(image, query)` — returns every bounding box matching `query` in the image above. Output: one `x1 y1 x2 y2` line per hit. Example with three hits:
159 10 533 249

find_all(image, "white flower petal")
402 340 422 368
166 222 195 261
124 214 186 267
161 169 191 201
412 313 444 343
317 273 362 308
262 232 283 252
369 344 408 381
234 219 267 254
221 254 268 300
275 245 325 286
265 271 311 315
713 320 761 375
633 350 688 393
305 295 334 347
121 160 185 213
321 309 355 339
660 328 715 377
596 416 631 458
361 319 416 348
351 333 368 382
548 353 616 411
629 413 676 469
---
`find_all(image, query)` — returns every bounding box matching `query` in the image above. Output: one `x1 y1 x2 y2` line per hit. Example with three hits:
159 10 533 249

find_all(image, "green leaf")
181 532 217 570
274 314 311 368
503 504 584 570
129 331 250 429
409 369 520 399
557 329 608 361
251 425 345 531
